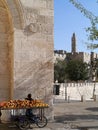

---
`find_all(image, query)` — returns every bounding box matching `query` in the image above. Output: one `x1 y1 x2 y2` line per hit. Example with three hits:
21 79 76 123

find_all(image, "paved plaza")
0 101 98 130
54 100 98 129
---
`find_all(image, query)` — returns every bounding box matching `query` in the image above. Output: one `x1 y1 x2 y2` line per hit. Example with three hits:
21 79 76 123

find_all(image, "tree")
54 60 66 83
69 0 98 49
65 60 89 81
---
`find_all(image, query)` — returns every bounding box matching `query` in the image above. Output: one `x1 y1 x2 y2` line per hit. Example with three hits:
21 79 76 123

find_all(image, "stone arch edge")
6 0 25 29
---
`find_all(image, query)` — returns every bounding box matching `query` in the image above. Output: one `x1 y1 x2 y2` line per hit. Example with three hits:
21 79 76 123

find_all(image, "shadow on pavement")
78 126 98 129
55 115 98 130
86 107 98 112
0 123 19 130
54 114 98 122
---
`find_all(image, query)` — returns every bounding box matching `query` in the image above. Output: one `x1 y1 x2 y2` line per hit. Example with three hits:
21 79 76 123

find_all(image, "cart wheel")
36 116 47 128
17 118 29 130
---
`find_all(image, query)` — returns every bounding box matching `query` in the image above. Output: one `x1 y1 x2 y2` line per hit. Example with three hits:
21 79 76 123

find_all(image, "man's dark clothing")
25 97 34 117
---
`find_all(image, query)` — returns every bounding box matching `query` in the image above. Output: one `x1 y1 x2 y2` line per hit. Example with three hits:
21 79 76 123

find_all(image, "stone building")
54 33 98 64
54 33 98 82
54 50 66 63
66 33 91 63
66 52 91 64
0 0 54 119
71 33 76 53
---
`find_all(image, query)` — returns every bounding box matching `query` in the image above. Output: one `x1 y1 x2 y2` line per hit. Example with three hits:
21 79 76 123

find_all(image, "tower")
71 33 76 53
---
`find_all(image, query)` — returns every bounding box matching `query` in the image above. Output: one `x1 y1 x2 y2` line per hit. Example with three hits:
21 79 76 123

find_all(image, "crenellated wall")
54 83 98 101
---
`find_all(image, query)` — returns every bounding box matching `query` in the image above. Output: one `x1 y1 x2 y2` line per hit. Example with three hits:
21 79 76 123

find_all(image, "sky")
54 0 98 53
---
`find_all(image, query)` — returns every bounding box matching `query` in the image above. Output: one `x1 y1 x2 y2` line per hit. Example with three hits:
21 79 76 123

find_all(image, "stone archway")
0 0 24 100
0 0 13 101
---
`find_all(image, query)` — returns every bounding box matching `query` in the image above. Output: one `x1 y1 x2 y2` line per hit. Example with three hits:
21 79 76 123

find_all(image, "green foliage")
54 59 89 82
69 0 98 23
86 24 98 41
65 60 89 81
69 0 98 49
54 60 66 83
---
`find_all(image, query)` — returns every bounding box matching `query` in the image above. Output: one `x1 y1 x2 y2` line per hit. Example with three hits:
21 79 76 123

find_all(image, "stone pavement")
54 100 98 130
0 101 98 130
0 122 81 130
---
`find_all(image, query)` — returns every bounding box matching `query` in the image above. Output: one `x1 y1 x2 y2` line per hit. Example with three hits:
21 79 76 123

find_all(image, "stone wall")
66 52 91 63
54 83 98 101
0 0 54 120
14 0 54 119
0 1 12 101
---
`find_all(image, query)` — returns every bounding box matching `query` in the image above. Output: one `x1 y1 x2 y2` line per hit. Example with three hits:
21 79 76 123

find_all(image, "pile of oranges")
0 99 49 109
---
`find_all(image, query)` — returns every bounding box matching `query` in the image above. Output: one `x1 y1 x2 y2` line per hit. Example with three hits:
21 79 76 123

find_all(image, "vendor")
25 93 33 101
25 93 34 118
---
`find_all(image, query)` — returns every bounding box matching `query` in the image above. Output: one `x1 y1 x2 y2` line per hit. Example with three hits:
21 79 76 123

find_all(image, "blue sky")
54 0 98 53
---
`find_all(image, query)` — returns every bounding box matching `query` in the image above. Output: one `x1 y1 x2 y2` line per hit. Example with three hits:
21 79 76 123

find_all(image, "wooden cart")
0 100 49 129
0 106 48 129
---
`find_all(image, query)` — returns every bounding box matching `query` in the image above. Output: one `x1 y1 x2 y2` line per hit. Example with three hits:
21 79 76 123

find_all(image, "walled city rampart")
54 82 98 102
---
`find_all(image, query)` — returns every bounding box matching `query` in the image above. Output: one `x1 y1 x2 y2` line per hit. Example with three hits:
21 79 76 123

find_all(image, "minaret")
71 33 76 53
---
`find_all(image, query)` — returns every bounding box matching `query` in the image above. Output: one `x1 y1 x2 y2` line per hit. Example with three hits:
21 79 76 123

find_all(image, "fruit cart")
0 99 49 129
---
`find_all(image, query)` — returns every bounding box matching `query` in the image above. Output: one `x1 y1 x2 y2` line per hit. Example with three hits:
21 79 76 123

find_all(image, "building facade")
54 33 98 82
0 0 54 119
54 50 66 63
54 33 98 64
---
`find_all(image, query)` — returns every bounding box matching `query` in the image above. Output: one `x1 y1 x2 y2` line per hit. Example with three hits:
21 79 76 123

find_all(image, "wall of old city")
66 52 91 63
0 0 54 120
54 83 98 101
